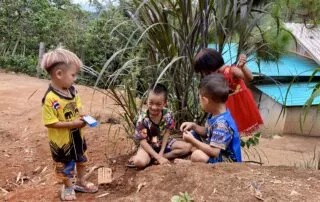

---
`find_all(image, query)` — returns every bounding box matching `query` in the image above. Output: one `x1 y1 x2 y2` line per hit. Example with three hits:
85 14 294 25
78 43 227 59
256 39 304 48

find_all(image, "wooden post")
37 42 45 77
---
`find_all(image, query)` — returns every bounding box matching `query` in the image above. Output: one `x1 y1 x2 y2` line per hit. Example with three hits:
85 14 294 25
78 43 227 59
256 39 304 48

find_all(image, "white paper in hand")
83 115 98 127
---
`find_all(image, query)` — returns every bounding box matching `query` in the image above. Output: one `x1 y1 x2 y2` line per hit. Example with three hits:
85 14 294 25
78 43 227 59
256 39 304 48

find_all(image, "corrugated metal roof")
208 42 320 106
256 82 320 106
285 23 320 65
208 43 320 77
247 54 319 77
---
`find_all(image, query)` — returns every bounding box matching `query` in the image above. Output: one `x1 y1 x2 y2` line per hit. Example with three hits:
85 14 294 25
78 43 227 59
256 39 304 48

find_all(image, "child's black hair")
149 83 168 101
199 73 230 103
194 48 225 75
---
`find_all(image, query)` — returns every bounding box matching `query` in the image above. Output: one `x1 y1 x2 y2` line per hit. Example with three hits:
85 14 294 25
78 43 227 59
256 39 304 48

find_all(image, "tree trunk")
22 43 26 57
37 42 45 78
12 35 21 56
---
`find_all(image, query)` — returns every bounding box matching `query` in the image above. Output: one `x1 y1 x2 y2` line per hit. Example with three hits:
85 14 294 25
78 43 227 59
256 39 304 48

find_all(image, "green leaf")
171 195 181 202
240 139 246 148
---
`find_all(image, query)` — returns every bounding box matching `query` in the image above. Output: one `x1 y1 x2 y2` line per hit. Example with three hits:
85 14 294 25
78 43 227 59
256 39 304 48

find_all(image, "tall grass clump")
92 0 291 137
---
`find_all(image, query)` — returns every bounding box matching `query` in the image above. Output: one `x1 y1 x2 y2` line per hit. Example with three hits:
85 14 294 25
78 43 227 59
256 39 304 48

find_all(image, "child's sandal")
127 156 136 168
60 185 76 201
74 182 98 193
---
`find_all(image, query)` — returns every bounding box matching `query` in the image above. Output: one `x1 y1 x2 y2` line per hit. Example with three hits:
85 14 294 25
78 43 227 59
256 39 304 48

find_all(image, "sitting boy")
180 73 242 164
130 83 191 169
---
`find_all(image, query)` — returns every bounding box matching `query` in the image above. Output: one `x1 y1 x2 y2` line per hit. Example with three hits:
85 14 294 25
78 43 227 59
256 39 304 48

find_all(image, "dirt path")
0 72 319 201
0 72 133 201
247 134 320 167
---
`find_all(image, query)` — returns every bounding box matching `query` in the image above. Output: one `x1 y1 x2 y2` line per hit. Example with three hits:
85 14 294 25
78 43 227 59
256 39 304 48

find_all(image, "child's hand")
180 122 195 132
237 54 247 69
157 156 170 165
72 119 86 128
183 131 194 143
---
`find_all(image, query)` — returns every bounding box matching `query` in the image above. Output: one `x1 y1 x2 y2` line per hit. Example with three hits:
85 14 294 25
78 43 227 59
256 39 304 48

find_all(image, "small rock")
96 192 110 198
136 182 146 193
272 135 282 139
32 166 42 174
290 190 300 196
273 180 282 184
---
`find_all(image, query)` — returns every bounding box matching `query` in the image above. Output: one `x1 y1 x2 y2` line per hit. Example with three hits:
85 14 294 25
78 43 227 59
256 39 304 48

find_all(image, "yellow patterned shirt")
42 85 87 163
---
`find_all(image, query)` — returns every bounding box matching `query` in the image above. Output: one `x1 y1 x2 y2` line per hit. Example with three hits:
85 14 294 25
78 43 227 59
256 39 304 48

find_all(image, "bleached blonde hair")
41 47 83 74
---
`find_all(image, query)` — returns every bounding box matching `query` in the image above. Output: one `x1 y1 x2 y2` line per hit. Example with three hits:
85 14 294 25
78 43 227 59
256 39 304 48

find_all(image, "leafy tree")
0 0 89 75
1 0 84 55
280 0 320 25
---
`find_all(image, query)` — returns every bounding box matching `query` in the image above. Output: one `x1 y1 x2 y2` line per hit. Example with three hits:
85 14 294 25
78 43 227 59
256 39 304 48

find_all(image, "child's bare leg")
55 161 76 200
77 163 87 184
190 149 210 163
64 178 74 187
76 163 98 193
60 178 76 201
164 141 192 159
132 147 151 169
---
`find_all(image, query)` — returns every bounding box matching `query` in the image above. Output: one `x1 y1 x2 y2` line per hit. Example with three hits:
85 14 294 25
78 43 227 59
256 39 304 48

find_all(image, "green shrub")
241 132 261 149
0 55 38 76
171 192 194 202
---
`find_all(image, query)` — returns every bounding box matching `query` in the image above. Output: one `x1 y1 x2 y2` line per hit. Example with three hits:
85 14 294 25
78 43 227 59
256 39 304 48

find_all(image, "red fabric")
222 66 263 135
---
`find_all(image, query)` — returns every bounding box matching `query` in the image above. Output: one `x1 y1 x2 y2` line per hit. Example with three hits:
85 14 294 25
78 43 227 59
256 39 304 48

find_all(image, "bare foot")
61 185 76 201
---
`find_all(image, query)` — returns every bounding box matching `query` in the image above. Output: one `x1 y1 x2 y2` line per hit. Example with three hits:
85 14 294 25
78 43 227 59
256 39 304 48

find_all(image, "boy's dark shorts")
152 137 176 154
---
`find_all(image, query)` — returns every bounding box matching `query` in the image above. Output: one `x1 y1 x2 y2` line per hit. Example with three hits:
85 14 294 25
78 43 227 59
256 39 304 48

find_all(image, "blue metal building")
209 41 320 135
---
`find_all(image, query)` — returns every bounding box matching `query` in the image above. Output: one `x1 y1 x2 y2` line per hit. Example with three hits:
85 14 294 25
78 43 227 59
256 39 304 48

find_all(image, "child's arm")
232 54 253 82
140 139 170 165
183 131 220 157
46 119 86 129
159 130 170 156
180 122 206 136
42 98 86 129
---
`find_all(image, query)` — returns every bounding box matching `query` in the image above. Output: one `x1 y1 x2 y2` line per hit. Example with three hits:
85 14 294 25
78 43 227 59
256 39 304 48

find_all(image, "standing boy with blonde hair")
41 47 98 201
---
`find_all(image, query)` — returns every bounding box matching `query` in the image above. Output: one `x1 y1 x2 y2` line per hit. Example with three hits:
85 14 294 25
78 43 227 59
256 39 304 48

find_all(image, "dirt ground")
0 72 319 201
